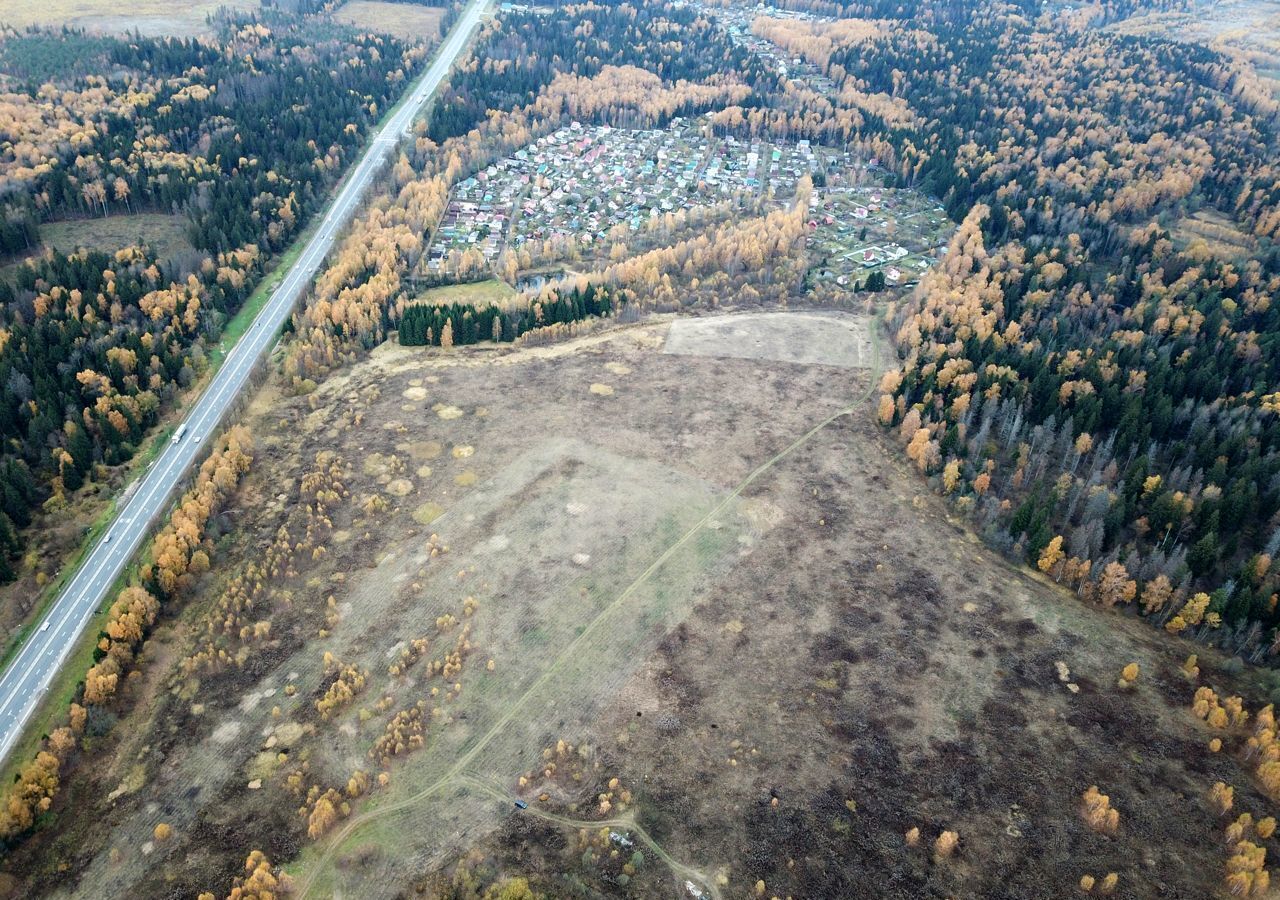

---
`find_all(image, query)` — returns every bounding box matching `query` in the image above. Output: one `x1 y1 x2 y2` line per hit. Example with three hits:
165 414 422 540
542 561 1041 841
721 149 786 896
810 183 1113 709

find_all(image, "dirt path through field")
458 774 722 900
294 321 885 898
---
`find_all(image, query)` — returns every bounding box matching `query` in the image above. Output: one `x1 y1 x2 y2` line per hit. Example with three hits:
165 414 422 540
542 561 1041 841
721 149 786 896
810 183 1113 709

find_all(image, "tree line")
0 427 252 842
397 283 622 347
838 0 1280 653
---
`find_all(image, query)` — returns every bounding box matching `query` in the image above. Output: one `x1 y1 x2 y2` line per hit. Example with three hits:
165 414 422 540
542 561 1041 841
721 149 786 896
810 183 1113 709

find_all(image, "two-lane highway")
0 0 489 766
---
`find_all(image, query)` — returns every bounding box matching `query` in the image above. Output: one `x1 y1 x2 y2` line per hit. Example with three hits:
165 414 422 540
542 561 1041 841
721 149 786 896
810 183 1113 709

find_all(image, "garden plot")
807 185 954 289
662 311 874 368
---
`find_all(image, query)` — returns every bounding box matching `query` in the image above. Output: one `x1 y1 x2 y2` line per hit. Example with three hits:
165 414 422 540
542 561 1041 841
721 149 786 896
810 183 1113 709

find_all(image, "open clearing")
3 214 193 285
5 310 1279 899
1172 209 1257 259
332 1 445 41
410 277 517 309
0 0 254 35
39 214 193 261
662 311 876 369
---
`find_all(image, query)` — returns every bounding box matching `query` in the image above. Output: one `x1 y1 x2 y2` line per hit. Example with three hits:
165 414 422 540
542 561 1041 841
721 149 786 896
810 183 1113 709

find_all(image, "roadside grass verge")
0 561 136 789
206 221 317 370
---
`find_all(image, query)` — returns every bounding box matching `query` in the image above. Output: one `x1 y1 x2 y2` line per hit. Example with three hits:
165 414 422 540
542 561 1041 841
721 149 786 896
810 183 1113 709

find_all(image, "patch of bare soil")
663 310 876 368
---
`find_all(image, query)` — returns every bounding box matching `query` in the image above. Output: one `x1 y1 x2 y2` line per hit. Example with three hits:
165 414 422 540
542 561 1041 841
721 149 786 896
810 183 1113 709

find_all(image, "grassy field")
333 0 445 41
1 214 193 285
293 435 744 897
411 278 517 308
0 0 253 35
8 306 1280 899
40 214 193 260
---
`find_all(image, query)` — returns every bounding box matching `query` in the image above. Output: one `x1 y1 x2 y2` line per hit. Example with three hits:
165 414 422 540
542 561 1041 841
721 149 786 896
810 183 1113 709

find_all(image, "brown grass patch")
332 1 444 42
0 0 253 35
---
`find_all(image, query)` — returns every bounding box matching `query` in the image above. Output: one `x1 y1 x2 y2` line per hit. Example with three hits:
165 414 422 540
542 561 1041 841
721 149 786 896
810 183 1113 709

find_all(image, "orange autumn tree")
207 849 292 900
148 426 253 599
83 427 253 713
0 751 60 838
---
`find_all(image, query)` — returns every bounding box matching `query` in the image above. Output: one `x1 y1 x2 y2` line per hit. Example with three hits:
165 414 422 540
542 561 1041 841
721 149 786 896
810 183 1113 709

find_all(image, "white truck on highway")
171 424 187 444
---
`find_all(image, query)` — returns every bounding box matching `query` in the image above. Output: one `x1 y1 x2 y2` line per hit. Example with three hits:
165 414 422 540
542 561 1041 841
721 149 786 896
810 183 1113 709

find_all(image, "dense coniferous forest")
0 14 429 580
425 0 772 142
397 284 621 347
788 1 1280 652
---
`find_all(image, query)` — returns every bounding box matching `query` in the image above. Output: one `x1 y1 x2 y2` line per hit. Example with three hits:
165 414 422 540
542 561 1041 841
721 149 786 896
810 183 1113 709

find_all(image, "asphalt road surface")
0 0 489 767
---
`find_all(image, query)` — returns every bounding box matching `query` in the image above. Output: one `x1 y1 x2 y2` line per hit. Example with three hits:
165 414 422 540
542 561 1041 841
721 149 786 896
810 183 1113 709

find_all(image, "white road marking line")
0 0 487 763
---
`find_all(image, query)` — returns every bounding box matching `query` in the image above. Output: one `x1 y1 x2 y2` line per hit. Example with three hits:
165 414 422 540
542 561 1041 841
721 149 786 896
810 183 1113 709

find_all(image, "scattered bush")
1081 786 1119 835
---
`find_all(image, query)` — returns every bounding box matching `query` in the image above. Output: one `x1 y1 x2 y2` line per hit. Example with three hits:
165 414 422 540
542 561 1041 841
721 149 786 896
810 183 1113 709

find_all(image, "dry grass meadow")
3 310 1278 899
0 0 254 35
39 215 194 261
331 1 444 41
1 214 193 286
